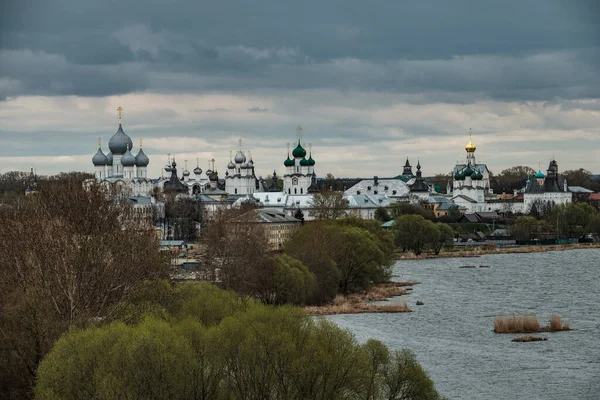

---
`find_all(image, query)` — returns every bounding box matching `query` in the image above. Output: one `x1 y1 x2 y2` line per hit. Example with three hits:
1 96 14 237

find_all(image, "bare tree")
309 190 349 220
0 176 168 398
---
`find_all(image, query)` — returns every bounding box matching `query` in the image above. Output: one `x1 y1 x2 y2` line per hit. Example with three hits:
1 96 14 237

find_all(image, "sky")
1 0 599 179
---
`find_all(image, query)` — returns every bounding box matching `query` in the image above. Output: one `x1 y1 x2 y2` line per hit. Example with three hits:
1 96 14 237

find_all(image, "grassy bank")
304 282 418 316
395 242 600 260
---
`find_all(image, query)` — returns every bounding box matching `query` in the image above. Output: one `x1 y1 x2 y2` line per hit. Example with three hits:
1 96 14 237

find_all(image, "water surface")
329 249 600 400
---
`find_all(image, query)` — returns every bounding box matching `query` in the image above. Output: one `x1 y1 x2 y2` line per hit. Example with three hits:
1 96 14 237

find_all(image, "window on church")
294 188 297 194
235 188 237 194
300 188 303 194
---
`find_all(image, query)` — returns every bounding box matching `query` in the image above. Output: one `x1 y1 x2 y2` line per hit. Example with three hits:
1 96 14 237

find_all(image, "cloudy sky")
1 0 599 178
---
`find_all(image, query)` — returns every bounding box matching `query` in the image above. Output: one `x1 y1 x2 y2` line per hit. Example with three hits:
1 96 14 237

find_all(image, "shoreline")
304 282 418 316
395 242 600 260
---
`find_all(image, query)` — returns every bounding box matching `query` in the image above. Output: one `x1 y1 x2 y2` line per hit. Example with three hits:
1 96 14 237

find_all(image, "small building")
229 209 303 250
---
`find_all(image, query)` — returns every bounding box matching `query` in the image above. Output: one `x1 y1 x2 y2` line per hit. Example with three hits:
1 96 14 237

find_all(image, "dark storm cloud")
1 0 599 100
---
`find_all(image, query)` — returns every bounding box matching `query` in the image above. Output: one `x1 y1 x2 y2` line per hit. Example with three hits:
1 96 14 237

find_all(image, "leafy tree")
492 166 535 193
549 202 597 238
511 216 538 241
393 214 440 255
255 254 317 305
294 207 305 223
0 177 168 399
432 223 455 255
562 168 592 187
36 283 443 400
309 189 349 220
389 202 435 221
375 206 392 222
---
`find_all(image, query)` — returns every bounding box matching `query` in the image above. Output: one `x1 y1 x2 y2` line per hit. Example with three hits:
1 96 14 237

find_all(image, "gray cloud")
248 107 268 112
1 0 599 101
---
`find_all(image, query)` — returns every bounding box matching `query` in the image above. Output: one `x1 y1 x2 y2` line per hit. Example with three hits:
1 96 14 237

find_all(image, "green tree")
36 283 443 400
0 177 168 398
512 216 538 241
432 223 455 255
393 214 440 255
375 206 392 222
549 202 597 238
389 202 435 221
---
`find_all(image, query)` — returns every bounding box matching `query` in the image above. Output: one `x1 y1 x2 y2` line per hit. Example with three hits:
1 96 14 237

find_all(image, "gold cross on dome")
296 125 302 138
117 106 123 124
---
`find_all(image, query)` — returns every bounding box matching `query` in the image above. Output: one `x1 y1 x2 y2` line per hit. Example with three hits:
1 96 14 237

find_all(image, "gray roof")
568 186 593 193
345 178 410 197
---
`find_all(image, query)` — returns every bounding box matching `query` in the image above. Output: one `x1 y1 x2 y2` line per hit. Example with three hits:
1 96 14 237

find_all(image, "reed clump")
494 315 572 333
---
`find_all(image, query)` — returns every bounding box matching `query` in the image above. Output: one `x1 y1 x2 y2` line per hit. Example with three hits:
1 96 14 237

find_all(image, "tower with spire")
283 125 316 195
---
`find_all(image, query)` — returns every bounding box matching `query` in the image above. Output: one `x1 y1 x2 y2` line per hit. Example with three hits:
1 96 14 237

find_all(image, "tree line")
35 282 443 400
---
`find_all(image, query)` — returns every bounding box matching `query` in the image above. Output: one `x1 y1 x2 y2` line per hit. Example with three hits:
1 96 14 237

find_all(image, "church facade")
283 126 317 195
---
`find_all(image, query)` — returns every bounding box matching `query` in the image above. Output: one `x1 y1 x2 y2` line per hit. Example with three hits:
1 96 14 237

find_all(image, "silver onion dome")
227 161 235 169
121 145 136 167
92 148 108 166
193 166 202 175
106 151 113 165
234 151 246 163
108 124 133 155
135 148 149 167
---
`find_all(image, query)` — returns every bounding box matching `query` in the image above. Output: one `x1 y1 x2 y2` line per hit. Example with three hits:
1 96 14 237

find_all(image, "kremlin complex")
89 107 574 222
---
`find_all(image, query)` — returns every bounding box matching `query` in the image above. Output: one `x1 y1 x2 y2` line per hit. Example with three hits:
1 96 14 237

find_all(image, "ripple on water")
328 248 600 400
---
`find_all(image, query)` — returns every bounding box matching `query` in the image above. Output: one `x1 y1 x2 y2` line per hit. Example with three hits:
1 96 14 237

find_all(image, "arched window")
300 188 303 194
294 188 297 194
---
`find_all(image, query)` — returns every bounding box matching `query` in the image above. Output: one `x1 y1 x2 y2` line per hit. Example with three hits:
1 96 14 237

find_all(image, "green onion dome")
292 140 306 158
454 170 464 180
284 154 294 167
535 170 545 179
463 164 474 177
300 157 309 166
308 154 315 166
471 170 483 180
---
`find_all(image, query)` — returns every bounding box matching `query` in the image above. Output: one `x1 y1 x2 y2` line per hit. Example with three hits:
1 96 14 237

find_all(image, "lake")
328 249 600 400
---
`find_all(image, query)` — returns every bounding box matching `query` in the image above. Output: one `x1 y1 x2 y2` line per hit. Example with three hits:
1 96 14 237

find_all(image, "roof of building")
345 178 410 197
160 240 187 246
231 209 301 224
381 220 395 228
568 186 593 194
452 194 477 203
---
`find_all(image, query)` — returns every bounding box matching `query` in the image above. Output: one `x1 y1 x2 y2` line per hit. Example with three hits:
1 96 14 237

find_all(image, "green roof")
292 140 307 158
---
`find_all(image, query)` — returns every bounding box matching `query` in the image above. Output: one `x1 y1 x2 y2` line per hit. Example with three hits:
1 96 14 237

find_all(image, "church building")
91 107 153 196
283 125 317 195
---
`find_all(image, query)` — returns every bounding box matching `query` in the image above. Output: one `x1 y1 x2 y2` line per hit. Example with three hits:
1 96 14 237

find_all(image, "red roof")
588 193 600 201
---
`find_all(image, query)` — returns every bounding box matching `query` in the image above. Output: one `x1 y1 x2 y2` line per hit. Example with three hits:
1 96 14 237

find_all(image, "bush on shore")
35 282 443 400
494 315 571 333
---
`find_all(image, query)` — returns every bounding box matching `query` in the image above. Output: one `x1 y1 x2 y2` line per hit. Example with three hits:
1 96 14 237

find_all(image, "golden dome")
465 129 476 152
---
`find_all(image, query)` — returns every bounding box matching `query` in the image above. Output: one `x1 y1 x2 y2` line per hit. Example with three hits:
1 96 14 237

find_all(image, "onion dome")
247 159 254 168
299 157 309 166
454 170 463 180
292 140 306 158
471 170 483 180
106 151 113 165
121 145 136 167
284 154 294 167
227 161 235 169
234 151 246 163
526 178 531 184
165 164 173 173
463 164 474 177
308 154 315 166
194 166 202 175
206 169 213 177
465 129 476 153
135 148 149 167
535 170 545 179
183 169 190 177
240 162 248 170
92 148 108 166
209 171 218 182
108 124 133 155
